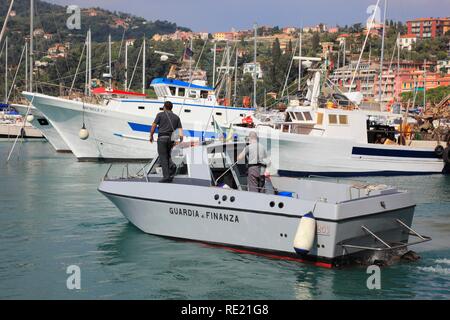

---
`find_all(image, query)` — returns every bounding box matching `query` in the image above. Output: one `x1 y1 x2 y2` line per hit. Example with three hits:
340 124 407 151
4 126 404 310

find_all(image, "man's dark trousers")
157 136 176 180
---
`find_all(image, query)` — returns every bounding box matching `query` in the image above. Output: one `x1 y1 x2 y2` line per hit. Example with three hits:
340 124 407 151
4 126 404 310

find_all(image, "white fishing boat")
98 141 431 267
11 104 70 152
225 66 449 177
228 108 448 177
23 79 254 161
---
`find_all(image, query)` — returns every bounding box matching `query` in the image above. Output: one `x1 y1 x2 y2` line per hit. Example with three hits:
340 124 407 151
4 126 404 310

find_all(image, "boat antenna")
253 22 258 108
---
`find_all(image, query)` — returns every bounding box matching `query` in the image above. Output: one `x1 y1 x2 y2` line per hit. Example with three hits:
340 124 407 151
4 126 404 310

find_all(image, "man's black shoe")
159 178 173 183
169 165 177 176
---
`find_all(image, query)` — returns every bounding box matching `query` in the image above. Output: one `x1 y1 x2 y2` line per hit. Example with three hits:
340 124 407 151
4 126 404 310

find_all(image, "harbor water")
0 141 449 300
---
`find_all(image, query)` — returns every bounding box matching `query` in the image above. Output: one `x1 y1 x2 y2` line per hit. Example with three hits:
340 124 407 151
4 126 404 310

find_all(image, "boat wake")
418 259 450 275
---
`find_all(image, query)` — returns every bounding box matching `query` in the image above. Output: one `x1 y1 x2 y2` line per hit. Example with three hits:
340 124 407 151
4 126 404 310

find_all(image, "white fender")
293 212 316 254
79 128 89 140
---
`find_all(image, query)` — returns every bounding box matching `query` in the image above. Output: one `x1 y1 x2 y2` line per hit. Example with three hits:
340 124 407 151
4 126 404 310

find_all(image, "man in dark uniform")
150 101 184 183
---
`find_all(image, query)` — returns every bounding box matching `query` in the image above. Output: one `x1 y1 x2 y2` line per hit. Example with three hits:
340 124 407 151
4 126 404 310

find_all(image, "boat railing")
103 162 152 182
338 219 431 252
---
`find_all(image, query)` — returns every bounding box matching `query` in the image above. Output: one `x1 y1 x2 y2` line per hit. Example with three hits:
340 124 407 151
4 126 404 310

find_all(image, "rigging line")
6 95 35 163
7 44 26 101
0 34 6 58
32 3 64 84
117 28 126 60
280 39 299 99
214 42 237 102
381 33 399 98
69 39 87 95
178 39 208 117
128 42 143 91
34 80 84 91
40 59 121 85
49 7 70 73
349 0 381 93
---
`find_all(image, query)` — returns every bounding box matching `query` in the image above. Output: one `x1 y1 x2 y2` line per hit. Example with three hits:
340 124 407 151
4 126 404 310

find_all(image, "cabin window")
138 106 145 110
304 112 313 121
169 86 176 96
178 87 186 97
285 113 292 122
215 112 222 116
317 112 324 125
200 90 209 99
294 112 304 121
184 109 191 113
339 115 348 125
189 90 198 98
328 114 338 124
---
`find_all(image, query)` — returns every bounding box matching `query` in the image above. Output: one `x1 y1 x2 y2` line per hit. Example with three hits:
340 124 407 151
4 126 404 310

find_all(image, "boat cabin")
151 78 218 105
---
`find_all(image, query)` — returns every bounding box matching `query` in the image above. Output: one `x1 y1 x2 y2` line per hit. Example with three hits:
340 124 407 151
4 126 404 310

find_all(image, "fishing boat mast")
108 34 112 89
124 41 128 90
298 30 302 92
30 0 33 93
142 36 146 94
253 22 257 107
4 36 7 103
212 42 217 86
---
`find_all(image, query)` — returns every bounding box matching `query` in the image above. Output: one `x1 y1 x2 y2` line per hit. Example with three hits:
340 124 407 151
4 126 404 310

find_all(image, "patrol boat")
98 141 431 267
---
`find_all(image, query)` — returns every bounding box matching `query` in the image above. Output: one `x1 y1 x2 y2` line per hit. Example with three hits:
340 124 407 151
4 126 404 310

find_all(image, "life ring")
435 145 445 158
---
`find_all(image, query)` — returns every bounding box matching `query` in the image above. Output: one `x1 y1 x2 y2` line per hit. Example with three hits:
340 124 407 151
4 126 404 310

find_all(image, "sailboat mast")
108 34 112 89
124 41 128 90
423 59 427 108
253 22 257 107
88 29 92 96
25 40 28 91
142 36 146 94
298 30 302 92
212 42 216 86
378 0 388 103
234 47 238 105
4 36 7 103
30 0 33 92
